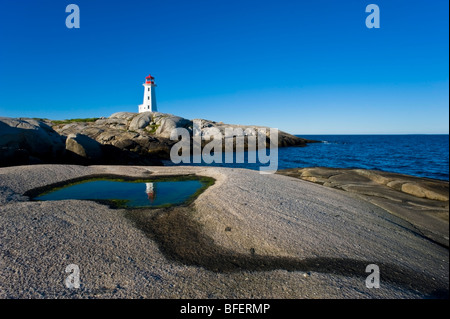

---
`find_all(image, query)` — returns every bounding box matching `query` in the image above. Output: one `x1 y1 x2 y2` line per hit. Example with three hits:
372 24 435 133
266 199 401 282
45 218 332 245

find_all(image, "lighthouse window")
148 96 150 100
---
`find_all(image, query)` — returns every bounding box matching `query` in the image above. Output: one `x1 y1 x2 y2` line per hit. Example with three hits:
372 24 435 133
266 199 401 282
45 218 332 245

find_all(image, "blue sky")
0 0 448 134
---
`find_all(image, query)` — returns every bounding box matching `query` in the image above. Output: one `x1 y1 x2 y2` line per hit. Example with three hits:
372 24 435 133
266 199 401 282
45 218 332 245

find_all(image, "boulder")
94 118 128 127
0 117 66 166
154 115 192 138
401 182 449 201
129 112 153 131
65 133 103 162
109 112 136 120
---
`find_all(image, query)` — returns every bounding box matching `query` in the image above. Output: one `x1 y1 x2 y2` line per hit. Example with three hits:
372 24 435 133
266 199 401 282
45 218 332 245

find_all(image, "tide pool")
34 179 206 208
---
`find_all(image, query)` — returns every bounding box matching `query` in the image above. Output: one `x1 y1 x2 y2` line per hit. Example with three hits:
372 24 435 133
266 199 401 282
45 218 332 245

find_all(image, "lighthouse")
145 182 156 202
138 74 157 113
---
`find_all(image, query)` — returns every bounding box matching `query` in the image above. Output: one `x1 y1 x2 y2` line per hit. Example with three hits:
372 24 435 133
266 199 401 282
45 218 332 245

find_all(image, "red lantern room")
145 74 156 85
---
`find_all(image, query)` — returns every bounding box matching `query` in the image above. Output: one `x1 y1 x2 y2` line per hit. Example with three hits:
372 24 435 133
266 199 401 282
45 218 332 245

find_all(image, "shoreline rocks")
277 167 449 247
1 113 317 168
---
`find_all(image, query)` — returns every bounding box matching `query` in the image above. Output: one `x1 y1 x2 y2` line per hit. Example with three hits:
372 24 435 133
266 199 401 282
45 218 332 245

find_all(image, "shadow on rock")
124 206 448 299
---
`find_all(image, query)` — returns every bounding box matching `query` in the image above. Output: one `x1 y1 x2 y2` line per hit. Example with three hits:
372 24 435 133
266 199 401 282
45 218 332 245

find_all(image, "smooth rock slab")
0 165 448 299
277 167 449 247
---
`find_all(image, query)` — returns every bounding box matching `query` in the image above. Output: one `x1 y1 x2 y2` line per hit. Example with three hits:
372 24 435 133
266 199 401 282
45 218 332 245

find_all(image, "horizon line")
294 133 450 136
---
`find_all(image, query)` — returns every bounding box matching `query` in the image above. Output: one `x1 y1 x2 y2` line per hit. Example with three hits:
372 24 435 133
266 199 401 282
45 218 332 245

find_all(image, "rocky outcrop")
0 116 162 167
1 112 315 167
277 167 449 247
0 117 66 166
52 111 316 160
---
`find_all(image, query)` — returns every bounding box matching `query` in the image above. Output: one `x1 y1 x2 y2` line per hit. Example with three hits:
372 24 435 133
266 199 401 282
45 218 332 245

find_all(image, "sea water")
164 135 449 181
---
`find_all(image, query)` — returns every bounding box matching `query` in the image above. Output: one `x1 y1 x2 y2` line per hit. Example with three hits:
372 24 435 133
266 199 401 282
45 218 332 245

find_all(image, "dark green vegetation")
51 118 99 125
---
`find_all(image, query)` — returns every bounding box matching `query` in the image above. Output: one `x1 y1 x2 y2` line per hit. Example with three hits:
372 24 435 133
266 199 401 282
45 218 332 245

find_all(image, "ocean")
164 135 449 181
284 135 449 181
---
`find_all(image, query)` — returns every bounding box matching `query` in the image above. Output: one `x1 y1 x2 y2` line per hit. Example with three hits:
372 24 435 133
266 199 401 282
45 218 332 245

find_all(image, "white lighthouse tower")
145 182 155 202
139 74 157 113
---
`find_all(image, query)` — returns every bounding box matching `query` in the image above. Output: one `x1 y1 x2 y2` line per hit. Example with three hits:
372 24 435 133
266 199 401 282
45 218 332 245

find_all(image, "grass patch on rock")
51 118 99 125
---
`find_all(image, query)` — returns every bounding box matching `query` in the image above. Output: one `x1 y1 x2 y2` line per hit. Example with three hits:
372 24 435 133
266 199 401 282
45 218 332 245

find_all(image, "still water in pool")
34 179 205 207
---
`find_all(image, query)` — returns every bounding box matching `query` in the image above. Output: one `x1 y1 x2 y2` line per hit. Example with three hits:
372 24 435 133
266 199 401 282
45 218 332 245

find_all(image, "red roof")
146 74 155 79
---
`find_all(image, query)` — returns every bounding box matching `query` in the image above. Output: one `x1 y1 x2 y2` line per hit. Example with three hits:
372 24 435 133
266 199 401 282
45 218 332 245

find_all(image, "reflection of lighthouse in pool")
146 182 156 202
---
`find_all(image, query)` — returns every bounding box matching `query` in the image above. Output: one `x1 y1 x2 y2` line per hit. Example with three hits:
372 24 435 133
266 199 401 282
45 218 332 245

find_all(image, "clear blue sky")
0 0 448 134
